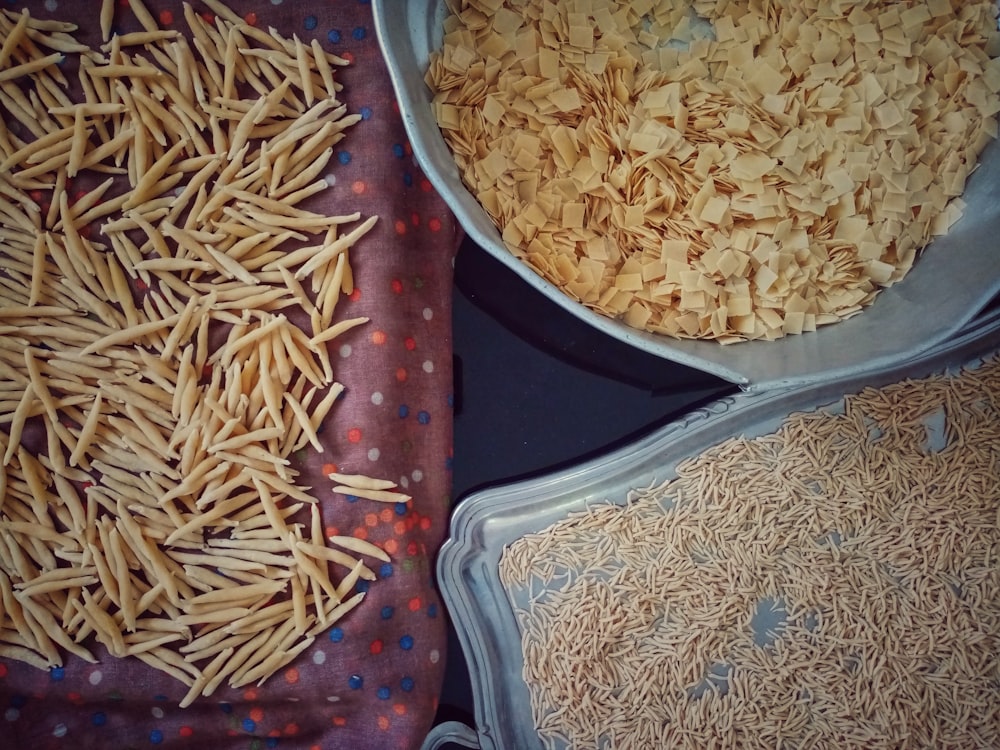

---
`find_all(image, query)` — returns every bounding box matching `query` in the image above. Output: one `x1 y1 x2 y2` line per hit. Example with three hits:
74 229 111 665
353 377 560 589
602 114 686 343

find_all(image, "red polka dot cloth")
0 1 459 748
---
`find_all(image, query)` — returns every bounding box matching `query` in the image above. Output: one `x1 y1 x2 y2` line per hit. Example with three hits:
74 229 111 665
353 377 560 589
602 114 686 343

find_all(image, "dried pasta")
0 1 400 706
427 0 1000 342
501 354 1000 748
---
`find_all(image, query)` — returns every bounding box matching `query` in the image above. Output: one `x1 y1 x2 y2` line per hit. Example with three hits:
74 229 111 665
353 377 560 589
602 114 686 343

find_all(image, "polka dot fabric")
0 2 459 749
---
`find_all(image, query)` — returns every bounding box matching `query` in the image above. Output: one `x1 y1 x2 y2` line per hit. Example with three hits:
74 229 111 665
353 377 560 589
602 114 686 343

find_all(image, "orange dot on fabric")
243 689 258 701
428 217 442 232
268 730 281 738
420 517 432 531
377 716 390 731
371 330 387 345
284 724 299 736
393 521 406 536
347 428 362 443
244 11 258 25
332 717 347 727
365 513 378 528
353 527 368 540
179 727 194 738
420 179 433 192
404 337 416 351
383 538 399 555
342 51 355 64
159 9 173 25
410 211 420 226
407 541 419 556
322 463 338 476
395 368 408 382
370 639 383 655
393 704 407 716
391 279 404 294
409 597 422 612
0 663 7 678
352 180 367 195
349 288 362 302
380 508 394 523
326 526 339 538
67 692 82 704
394 219 407 235
284 667 300 685
249 707 264 722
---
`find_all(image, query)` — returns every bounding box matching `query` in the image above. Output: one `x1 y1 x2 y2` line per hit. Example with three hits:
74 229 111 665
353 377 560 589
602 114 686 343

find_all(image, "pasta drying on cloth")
427 0 1000 342
501 354 1000 749
0 0 412 707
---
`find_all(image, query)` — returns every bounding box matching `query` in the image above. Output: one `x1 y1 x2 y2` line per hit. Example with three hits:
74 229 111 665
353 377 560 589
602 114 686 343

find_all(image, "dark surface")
435 236 736 730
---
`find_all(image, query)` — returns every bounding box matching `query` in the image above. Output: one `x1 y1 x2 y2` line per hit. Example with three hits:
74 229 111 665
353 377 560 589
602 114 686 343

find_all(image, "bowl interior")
373 0 1000 390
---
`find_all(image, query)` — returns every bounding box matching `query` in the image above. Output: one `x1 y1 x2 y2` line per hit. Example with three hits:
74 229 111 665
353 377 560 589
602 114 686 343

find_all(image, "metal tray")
425 308 1000 750
373 0 1000 391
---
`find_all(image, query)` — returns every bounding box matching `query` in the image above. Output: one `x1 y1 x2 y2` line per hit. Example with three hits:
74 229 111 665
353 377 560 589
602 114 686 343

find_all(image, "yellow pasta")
0 0 410 704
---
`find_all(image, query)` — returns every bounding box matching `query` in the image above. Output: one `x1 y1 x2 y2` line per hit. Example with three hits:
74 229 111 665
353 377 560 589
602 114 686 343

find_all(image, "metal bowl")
373 0 1000 390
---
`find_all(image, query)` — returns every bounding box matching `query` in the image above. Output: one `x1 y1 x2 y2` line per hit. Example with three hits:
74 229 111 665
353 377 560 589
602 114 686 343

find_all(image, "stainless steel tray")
426 308 1000 750
374 0 1000 391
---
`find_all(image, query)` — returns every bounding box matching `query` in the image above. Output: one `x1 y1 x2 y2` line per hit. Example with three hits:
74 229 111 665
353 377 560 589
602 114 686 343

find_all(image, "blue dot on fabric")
92 712 107 726
50 667 65 681
150 729 164 744
392 143 405 158
395 502 408 516
242 718 256 733
360 107 372 120
428 603 439 618
377 686 391 700
381 606 395 620
304 15 317 30
400 635 414 651
337 151 352 165
344 494 359 503
445 455 454 470
401 677 415 692
417 411 431 425
352 27 366 40
327 29 341 44
266 739 280 749
379 563 394 578
219 702 233 714
398 405 409 419
10 694 27 708
356 580 370 594
329 627 344 643
403 172 413 187
348 674 363 690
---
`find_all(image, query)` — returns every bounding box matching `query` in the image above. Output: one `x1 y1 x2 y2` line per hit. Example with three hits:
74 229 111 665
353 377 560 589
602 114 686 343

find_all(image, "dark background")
436 236 736 728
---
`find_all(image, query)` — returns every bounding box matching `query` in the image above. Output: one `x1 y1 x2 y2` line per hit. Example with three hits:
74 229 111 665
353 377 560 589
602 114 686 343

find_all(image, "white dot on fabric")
88 670 102 686
53 724 67 738
399 476 410 489
5 708 20 722
44 0 57 10
324 173 336 187
312 650 326 665
339 344 351 358
371 391 383 406
151 707 164 719
422 360 434 373
422 307 433 321
429 649 440 664
326 695 340 703
368 448 380 461
411 469 424 483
